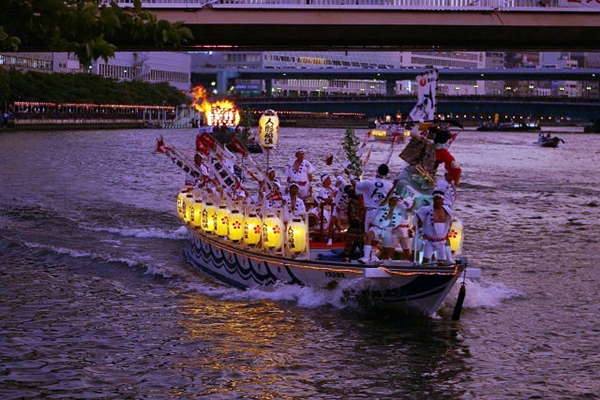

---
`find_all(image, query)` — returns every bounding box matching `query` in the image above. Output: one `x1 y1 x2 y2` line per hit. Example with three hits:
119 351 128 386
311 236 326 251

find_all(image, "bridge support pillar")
217 69 239 97
386 79 396 96
265 79 273 97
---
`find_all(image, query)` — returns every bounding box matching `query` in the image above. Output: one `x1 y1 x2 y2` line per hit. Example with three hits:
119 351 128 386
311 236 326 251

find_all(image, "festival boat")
476 119 541 132
157 70 477 318
536 133 565 147
368 116 411 142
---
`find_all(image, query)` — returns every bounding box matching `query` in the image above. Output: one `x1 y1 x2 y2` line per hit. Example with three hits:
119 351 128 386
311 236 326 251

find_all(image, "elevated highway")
191 67 600 97
193 67 600 82
111 0 600 51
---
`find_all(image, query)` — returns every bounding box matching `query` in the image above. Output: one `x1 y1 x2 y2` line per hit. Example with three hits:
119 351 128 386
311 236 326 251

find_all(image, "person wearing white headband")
285 148 315 199
415 190 454 266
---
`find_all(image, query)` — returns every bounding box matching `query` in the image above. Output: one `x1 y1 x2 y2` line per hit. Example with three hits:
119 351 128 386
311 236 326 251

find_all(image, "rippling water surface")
1 127 599 399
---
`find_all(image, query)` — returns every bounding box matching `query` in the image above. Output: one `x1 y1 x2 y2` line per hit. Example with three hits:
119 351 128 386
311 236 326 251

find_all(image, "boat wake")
445 278 524 311
83 224 188 240
180 279 353 310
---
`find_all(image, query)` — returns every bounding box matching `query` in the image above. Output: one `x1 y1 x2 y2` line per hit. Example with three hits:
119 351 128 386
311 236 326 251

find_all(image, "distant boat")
477 120 541 132
536 134 565 148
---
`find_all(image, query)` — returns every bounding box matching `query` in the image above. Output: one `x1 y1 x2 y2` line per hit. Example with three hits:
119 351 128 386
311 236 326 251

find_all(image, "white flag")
408 69 438 122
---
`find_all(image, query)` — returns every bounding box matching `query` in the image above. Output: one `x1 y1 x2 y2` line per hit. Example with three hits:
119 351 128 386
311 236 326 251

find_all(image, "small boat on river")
536 133 565 148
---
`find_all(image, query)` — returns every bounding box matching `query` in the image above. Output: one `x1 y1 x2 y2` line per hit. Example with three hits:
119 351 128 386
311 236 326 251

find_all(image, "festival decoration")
215 204 230 237
176 190 188 219
286 217 308 254
448 218 464 255
262 212 284 250
202 201 217 233
228 208 245 241
191 198 204 229
183 193 195 223
258 109 279 149
243 212 262 246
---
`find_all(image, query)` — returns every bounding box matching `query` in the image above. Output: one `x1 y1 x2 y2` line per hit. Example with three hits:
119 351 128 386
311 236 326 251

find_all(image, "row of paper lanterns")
177 189 307 253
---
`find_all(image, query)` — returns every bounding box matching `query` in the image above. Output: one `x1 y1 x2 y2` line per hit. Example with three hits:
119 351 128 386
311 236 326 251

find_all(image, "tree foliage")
342 127 362 178
0 0 193 66
0 68 190 106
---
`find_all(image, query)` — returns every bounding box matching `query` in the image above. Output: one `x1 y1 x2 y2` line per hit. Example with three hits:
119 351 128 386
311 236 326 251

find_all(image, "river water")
0 126 598 399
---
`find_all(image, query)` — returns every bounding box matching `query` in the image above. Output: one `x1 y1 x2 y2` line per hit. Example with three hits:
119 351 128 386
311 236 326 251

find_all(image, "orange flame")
189 84 240 127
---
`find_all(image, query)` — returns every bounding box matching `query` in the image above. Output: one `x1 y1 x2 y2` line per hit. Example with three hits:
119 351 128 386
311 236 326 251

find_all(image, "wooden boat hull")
184 226 466 316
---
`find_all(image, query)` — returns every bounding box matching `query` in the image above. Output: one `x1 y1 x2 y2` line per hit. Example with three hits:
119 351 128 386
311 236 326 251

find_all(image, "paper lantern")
448 218 464 256
183 193 195 223
286 217 308 253
202 201 217 233
262 212 284 250
258 109 279 149
243 212 262 246
228 209 245 241
176 190 188 219
215 204 230 237
191 198 204 228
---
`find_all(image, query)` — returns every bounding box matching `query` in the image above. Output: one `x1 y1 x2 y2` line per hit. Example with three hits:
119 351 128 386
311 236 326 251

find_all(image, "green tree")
0 0 193 66
342 127 362 178
0 68 189 106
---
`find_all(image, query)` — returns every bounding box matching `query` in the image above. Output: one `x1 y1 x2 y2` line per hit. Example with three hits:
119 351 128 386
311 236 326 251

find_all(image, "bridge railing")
110 0 600 11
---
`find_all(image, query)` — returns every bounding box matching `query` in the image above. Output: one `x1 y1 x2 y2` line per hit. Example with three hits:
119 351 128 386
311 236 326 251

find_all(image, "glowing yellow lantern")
448 218 464 256
243 212 262 246
202 201 217 233
286 217 307 253
176 190 188 219
191 198 204 228
183 193 195 223
228 208 245 242
215 204 230 237
258 109 279 149
262 212 284 250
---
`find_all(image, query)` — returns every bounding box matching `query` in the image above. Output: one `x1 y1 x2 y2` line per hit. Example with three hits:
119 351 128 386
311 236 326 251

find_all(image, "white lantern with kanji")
202 201 217 233
286 217 308 254
191 198 204 229
176 190 188 219
183 193 195 223
258 109 279 149
262 212 284 250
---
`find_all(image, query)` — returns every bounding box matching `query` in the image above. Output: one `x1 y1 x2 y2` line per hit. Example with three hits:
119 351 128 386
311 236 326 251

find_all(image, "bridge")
110 0 600 51
191 67 600 97
234 94 600 122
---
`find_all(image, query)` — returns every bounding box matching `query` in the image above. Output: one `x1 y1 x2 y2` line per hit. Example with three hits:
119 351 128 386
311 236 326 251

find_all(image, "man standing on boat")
416 190 454 265
285 149 315 200
355 163 393 263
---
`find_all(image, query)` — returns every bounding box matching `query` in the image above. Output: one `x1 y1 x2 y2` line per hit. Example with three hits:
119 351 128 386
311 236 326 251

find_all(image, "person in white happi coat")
355 163 394 232
415 190 454 265
282 182 306 224
285 149 315 199
314 173 336 237
184 153 211 189
359 187 414 263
